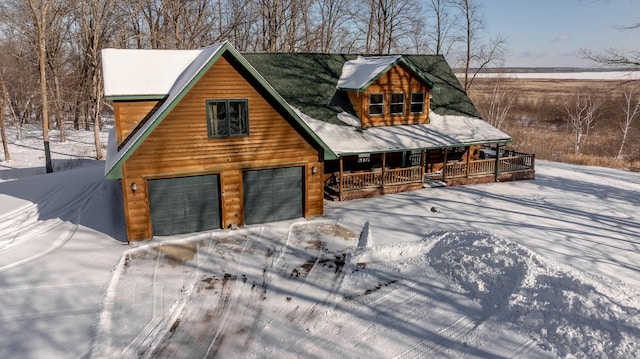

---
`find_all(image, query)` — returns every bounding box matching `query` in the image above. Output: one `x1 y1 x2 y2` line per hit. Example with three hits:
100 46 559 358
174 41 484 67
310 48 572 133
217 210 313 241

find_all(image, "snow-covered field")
463 70 640 80
1 127 639 358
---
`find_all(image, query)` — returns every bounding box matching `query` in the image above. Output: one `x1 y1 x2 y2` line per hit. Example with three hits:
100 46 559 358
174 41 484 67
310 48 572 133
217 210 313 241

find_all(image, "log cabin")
103 41 534 241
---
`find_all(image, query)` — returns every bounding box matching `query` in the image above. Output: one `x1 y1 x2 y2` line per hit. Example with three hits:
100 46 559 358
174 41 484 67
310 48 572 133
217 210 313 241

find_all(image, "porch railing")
341 166 423 191
332 152 535 196
443 154 534 179
444 159 493 178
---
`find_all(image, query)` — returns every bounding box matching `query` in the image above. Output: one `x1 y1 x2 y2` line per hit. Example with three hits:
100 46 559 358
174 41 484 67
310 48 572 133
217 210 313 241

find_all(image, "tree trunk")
617 128 628 159
0 87 10 162
51 64 65 143
31 0 53 173
463 0 471 91
93 99 102 160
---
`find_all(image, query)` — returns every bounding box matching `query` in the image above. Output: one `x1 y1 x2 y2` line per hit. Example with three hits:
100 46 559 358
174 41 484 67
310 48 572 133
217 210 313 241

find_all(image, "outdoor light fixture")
130 182 137 194
312 166 318 174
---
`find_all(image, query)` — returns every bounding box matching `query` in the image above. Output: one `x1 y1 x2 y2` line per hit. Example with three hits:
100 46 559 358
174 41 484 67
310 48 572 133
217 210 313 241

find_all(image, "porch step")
324 186 340 201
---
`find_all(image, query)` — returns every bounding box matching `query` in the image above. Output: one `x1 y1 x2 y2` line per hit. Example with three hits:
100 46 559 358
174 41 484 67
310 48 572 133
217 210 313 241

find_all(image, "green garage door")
243 167 303 225
148 174 221 236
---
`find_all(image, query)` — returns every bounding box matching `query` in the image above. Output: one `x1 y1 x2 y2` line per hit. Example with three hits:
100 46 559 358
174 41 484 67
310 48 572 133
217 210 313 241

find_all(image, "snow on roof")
336 55 401 90
105 43 225 177
294 109 511 155
102 48 202 97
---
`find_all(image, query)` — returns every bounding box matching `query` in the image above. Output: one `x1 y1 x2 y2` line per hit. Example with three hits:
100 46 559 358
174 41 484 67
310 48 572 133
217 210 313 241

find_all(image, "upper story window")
390 93 405 115
369 93 384 116
410 92 425 114
207 99 249 138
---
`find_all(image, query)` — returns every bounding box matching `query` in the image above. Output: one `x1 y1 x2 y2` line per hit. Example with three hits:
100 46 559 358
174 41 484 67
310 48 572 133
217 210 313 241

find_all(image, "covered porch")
325 144 535 201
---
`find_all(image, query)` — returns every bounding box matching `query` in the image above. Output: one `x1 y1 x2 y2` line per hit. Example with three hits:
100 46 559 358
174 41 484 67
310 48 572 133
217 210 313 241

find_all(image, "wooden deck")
326 152 535 201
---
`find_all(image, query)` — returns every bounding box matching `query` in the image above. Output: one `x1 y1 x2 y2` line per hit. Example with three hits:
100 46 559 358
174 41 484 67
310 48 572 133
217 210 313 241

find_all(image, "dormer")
336 56 434 129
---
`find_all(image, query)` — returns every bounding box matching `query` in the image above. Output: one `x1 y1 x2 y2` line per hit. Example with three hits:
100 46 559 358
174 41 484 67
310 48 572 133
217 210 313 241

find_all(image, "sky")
481 0 640 68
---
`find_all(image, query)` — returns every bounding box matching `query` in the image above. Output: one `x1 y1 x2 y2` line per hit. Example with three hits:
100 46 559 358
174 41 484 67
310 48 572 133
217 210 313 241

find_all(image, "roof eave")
105 94 167 101
358 57 402 91
333 138 513 158
336 56 436 92
106 167 123 179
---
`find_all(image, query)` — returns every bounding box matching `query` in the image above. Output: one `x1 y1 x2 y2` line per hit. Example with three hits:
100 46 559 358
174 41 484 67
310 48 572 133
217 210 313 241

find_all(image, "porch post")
339 156 344 201
420 149 426 184
381 152 386 191
442 148 448 181
466 146 470 178
494 143 501 182
532 153 535 170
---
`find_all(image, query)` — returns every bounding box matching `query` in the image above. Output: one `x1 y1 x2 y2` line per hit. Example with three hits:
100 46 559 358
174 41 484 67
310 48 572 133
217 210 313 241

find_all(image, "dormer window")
410 92 425 114
369 94 384 116
390 93 405 115
336 55 432 128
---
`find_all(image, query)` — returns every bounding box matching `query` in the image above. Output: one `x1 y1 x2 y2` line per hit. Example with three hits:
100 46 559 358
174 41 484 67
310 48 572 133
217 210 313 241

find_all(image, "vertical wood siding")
116 54 322 240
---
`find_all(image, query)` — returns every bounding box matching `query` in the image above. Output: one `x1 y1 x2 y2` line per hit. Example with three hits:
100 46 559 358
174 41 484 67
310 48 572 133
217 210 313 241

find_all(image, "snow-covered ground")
462 71 640 80
1 127 639 358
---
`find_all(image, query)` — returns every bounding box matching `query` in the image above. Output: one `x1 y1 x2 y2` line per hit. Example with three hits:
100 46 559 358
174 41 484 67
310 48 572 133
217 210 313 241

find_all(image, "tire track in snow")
393 315 477 359
145 230 269 358
0 181 103 273
502 338 540 358
0 185 64 251
116 233 217 358
203 232 259 357
255 221 360 355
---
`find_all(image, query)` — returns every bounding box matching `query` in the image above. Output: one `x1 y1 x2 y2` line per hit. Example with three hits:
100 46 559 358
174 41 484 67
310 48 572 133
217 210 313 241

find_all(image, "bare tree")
314 0 349 53
26 0 53 173
221 0 258 51
46 1 74 143
454 0 505 91
426 0 457 56
454 0 480 90
617 84 640 159
563 93 602 155
77 0 117 160
357 0 424 54
582 21 640 67
0 70 9 162
257 0 287 51
161 0 218 49
479 77 515 130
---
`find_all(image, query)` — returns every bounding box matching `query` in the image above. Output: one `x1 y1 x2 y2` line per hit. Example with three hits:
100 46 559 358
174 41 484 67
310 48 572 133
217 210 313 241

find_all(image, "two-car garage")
147 167 304 236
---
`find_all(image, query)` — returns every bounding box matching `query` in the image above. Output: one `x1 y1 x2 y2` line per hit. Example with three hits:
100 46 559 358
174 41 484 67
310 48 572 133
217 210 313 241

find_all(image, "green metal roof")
243 53 481 122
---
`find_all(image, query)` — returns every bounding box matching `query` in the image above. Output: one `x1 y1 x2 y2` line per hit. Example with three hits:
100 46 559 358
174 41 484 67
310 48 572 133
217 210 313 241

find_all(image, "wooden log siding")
306 162 324 216
118 54 323 240
348 63 430 128
113 100 162 145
